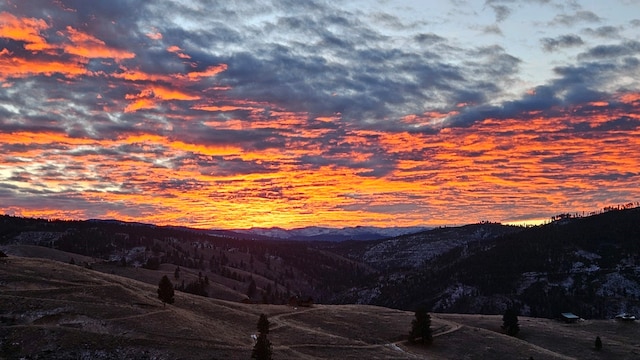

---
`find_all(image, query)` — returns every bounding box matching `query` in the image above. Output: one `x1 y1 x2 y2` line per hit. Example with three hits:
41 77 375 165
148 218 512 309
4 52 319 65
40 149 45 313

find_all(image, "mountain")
0 215 376 305
231 225 430 242
2 206 640 322
328 207 640 319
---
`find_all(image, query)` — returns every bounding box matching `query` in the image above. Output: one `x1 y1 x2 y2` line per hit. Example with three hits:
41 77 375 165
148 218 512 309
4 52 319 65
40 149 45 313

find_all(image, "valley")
1 206 640 358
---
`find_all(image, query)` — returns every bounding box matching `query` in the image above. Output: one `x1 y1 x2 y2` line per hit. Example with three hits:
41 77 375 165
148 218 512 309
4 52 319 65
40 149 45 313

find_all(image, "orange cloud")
167 45 191 59
619 93 640 104
61 26 135 60
0 53 88 80
124 98 156 113
112 68 171 82
181 64 228 80
588 101 609 107
0 12 52 51
193 105 253 112
3 104 639 229
152 86 200 101
146 32 163 40
124 86 200 112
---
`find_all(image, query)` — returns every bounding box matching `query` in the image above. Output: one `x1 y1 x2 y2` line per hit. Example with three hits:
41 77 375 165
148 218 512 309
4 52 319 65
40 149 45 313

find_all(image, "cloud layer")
0 0 639 228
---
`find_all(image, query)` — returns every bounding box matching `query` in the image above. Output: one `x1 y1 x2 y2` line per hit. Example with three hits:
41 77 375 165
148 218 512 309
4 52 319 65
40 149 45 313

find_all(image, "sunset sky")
1 0 639 229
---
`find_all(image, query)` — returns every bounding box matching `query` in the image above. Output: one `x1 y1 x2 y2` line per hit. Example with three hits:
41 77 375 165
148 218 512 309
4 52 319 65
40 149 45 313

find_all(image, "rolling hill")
2 206 640 323
2 255 640 359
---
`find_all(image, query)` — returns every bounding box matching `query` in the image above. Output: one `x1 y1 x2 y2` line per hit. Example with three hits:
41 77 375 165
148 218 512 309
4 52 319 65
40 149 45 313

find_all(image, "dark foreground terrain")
2 255 640 359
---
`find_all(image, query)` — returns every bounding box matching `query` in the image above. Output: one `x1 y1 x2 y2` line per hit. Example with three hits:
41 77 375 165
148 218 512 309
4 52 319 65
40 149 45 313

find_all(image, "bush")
502 308 520 336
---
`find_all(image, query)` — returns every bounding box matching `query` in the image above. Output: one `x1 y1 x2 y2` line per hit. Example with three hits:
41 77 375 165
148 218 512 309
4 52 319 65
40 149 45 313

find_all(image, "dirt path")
265 307 431 359
269 307 365 344
431 317 463 337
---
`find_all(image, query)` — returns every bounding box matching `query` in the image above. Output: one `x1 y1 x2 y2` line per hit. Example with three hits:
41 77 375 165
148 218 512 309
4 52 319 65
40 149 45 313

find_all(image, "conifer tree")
409 308 433 345
502 308 520 336
257 313 270 334
252 313 272 360
157 275 175 306
595 336 602 350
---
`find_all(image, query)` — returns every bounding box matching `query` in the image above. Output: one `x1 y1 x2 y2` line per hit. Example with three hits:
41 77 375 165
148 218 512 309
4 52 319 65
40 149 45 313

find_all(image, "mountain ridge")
231 225 431 241
2 207 640 321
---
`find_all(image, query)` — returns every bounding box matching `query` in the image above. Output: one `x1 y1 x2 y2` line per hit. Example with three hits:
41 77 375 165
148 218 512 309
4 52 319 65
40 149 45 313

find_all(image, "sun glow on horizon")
503 218 549 227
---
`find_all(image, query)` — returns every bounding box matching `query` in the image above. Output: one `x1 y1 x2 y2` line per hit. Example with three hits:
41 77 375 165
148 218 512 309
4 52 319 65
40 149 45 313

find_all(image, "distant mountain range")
230 226 431 242
85 220 430 242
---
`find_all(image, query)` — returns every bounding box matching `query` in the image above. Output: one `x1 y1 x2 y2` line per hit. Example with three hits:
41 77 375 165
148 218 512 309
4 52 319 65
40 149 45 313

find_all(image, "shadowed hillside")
326 207 640 318
2 255 640 359
2 207 640 323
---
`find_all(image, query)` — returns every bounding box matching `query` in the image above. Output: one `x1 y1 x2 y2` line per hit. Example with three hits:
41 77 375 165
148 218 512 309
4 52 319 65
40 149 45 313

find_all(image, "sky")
1 0 639 229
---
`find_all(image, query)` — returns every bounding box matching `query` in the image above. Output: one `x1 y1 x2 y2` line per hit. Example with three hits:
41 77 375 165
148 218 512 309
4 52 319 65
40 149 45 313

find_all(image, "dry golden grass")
1 252 640 359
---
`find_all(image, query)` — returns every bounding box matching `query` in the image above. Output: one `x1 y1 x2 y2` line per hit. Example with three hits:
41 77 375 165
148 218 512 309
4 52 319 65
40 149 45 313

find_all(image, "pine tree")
502 308 520 336
252 313 272 360
257 313 270 334
252 334 272 360
595 336 602 350
157 275 175 306
409 308 432 345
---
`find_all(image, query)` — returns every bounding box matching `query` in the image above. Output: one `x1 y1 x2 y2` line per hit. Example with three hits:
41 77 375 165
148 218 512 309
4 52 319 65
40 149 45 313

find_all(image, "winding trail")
263 306 468 359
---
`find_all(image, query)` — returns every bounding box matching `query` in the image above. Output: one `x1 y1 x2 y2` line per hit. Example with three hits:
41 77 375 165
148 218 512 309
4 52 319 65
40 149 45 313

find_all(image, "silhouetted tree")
409 308 432 345
502 308 520 336
157 275 175 306
595 336 602 350
252 334 272 360
174 266 180 279
252 314 272 360
257 313 270 334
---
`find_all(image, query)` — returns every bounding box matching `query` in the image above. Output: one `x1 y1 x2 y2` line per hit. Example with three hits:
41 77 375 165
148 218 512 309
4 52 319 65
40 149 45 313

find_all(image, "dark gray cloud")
481 24 503 35
550 10 601 26
541 34 584 52
196 156 280 177
0 0 525 145
583 25 621 39
484 0 515 22
444 36 640 128
577 40 640 60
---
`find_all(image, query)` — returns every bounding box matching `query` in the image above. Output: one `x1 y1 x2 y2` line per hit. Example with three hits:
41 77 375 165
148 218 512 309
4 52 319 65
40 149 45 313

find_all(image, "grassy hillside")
2 255 640 359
